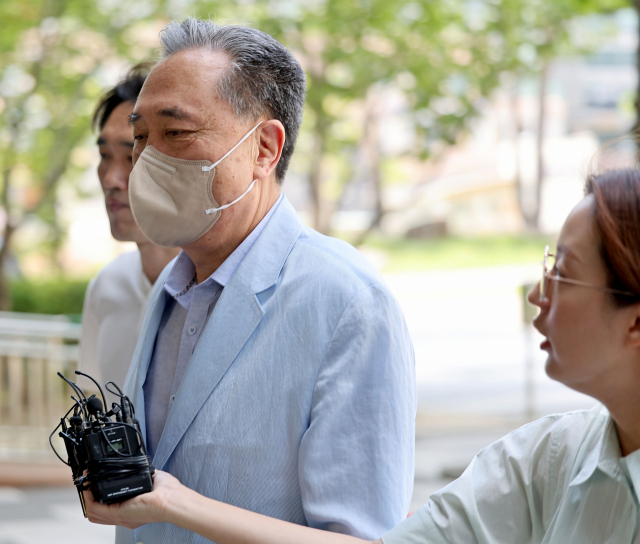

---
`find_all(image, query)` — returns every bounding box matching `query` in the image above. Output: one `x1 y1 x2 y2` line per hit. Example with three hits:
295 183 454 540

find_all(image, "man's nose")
102 161 131 191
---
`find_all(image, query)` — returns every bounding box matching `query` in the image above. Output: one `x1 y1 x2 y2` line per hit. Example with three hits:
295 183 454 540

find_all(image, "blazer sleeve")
297 283 416 540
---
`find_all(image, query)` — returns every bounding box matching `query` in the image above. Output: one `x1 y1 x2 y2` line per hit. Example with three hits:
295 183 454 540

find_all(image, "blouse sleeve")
382 414 570 544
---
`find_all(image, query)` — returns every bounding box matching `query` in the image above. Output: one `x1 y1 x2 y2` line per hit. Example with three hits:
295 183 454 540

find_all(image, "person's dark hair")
92 63 152 131
586 168 640 307
158 17 307 183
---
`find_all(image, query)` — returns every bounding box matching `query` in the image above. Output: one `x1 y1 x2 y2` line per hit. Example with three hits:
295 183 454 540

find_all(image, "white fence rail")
0 311 81 429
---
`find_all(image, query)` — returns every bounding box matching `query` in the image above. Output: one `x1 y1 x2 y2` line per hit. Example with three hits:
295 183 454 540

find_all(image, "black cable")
105 381 124 397
75 370 107 412
48 404 76 467
57 373 89 419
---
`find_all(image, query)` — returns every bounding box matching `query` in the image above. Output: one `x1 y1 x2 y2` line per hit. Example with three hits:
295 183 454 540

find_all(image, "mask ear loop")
205 179 258 215
201 121 263 173
202 120 263 215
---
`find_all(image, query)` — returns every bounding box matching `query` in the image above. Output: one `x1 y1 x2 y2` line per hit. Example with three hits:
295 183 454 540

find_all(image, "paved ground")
0 264 598 542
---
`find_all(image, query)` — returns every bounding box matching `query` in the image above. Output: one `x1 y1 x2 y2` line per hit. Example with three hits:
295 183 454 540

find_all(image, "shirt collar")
212 194 283 287
571 407 622 487
163 251 196 299
163 194 283 297
621 448 640 495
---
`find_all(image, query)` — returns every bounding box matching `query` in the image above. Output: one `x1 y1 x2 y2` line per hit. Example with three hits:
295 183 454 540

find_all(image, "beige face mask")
129 121 262 247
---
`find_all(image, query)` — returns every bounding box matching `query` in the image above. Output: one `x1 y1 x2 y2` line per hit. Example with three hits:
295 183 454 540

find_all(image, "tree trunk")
533 61 549 232
513 65 547 233
511 76 528 229
308 118 329 233
354 89 383 246
0 167 14 311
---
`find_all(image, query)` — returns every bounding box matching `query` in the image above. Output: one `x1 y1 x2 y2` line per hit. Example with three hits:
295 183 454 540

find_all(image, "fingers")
84 469 182 529
84 491 120 525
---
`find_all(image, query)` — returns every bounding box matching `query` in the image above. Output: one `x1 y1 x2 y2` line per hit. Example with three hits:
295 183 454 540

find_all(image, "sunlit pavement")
1 265 598 541
0 486 114 544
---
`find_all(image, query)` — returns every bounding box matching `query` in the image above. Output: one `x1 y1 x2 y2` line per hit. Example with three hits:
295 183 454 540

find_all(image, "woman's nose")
527 281 542 308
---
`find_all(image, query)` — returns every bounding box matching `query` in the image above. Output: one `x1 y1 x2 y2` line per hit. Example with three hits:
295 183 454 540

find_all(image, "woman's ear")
626 306 640 348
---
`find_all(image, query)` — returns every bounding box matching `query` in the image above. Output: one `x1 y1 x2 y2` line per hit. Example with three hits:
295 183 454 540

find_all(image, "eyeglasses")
540 245 635 302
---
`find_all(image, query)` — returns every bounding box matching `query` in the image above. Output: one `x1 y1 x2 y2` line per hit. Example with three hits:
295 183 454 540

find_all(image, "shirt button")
170 395 176 402
187 325 197 335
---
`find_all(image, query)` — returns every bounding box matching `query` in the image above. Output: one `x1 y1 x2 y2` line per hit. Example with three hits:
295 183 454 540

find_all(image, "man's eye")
167 130 183 136
133 134 146 141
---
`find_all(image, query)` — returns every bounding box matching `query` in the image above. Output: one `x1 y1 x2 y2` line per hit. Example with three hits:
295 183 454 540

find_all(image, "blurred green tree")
0 0 172 309
196 0 629 237
195 0 514 234
0 0 633 313
487 0 627 230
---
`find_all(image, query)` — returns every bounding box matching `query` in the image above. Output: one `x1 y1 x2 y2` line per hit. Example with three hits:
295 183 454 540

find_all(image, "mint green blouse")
383 404 640 544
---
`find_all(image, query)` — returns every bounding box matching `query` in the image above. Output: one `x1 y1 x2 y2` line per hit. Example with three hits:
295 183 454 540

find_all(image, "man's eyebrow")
96 137 134 149
158 107 193 121
128 112 141 126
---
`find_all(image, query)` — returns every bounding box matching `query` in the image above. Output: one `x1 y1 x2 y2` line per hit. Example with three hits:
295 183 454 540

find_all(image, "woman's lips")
540 339 551 350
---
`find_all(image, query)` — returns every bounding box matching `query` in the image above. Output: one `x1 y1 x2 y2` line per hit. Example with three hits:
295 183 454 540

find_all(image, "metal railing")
0 312 81 459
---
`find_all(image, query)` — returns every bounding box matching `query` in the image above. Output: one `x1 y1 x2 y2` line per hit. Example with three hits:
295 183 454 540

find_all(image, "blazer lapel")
123 288 168 442
151 196 303 470
152 279 264 470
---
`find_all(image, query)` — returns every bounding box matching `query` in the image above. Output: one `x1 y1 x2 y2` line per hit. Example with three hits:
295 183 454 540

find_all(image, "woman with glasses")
85 168 640 544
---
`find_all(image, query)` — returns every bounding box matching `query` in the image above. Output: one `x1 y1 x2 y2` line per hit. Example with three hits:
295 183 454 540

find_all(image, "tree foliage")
0 0 172 308
0 0 633 309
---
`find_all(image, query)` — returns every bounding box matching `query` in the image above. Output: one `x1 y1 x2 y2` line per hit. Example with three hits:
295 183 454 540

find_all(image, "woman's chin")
544 357 561 382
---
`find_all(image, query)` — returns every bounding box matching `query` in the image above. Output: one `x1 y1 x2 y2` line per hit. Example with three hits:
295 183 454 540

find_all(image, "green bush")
9 277 89 319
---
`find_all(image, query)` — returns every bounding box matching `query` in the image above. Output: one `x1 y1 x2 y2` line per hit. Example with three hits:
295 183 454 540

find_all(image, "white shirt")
79 250 152 391
383 404 640 544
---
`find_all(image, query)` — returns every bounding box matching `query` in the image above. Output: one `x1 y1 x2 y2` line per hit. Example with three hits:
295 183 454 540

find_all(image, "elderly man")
80 65 179 390
111 18 415 544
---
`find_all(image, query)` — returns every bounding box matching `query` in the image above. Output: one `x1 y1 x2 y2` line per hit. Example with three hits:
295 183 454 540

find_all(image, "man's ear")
626 306 640 348
254 120 285 180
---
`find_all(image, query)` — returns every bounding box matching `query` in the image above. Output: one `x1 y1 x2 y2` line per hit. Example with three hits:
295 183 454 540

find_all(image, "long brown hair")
586 169 640 306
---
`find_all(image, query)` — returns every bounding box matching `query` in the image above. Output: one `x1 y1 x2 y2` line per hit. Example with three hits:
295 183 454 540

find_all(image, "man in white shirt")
79 65 179 389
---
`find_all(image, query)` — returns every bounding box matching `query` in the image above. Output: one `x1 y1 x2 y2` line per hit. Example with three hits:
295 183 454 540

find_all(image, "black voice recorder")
49 371 154 516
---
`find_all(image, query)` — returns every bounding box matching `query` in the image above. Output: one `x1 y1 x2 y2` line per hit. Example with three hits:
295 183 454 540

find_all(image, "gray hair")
159 18 307 183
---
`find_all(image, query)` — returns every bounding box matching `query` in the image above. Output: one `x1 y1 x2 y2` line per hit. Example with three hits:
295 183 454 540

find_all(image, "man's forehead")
131 50 234 125
142 49 229 93
129 101 202 125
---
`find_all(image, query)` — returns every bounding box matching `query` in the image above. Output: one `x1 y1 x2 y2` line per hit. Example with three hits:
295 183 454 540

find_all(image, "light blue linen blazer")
116 196 416 544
